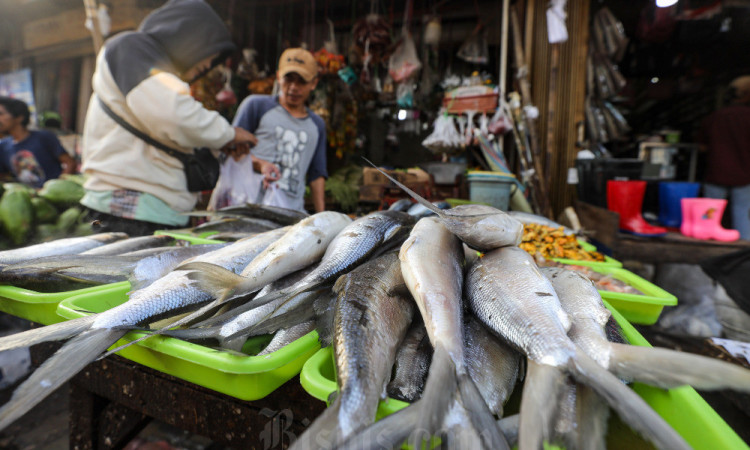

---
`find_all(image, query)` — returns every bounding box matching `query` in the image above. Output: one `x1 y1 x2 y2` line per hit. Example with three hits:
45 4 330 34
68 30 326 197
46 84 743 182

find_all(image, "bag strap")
97 96 189 164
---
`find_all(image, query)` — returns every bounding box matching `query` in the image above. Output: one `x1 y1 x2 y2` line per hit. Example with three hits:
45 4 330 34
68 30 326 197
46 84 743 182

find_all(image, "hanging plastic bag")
208 155 263 210
422 111 463 154
388 30 422 82
488 102 513 135
457 25 489 65
260 183 295 210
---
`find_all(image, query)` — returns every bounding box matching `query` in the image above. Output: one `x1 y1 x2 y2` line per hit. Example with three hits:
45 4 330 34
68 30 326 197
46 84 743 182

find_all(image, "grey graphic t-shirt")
233 96 327 212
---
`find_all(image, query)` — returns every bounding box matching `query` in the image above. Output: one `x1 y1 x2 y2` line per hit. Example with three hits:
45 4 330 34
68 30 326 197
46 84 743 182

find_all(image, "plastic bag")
208 155 263 210
488 103 513 135
457 25 489 65
422 112 464 154
388 30 422 82
260 183 295 210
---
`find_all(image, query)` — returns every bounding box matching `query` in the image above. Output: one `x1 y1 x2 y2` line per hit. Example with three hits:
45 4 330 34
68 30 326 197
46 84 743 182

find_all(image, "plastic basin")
57 282 321 401
299 302 748 450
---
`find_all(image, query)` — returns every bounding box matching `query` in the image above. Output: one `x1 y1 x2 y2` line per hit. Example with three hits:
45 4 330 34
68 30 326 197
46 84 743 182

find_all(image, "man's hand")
221 127 258 160
252 155 281 188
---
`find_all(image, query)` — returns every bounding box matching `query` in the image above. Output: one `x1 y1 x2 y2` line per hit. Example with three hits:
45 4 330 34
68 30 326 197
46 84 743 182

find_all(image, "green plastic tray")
590 267 677 325
153 230 224 244
0 281 131 325
300 303 748 450
57 282 321 401
551 240 623 268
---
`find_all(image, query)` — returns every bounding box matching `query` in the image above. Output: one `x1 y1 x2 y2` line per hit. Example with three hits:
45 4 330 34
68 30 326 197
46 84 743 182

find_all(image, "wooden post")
82 0 103 54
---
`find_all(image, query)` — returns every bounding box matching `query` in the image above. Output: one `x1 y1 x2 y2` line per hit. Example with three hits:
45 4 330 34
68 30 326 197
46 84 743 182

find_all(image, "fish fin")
220 335 247 352
518 360 567 450
0 328 124 431
0 315 97 352
457 372 510 450
177 262 243 301
362 157 444 217
610 342 750 392
576 383 609 450
290 396 343 449
569 348 691 450
337 403 424 450
98 298 227 359
497 414 519 449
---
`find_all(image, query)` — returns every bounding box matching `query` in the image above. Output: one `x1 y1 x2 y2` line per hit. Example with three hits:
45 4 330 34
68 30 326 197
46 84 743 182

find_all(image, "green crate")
0 281 131 325
300 303 748 450
591 267 677 325
57 282 321 401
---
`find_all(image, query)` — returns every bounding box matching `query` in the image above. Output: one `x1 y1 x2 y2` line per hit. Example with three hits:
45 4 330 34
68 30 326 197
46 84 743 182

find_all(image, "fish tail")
290 396 342 450
497 414 519 448
518 360 568 450
416 344 459 441
338 404 423 450
162 326 222 341
0 328 124 431
0 315 96 352
576 383 610 450
362 157 444 217
569 348 691 450
610 342 750 392
177 261 244 301
457 372 510 450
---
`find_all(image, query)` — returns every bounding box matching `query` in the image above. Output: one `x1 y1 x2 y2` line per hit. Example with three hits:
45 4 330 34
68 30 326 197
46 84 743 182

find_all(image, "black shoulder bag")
97 97 220 192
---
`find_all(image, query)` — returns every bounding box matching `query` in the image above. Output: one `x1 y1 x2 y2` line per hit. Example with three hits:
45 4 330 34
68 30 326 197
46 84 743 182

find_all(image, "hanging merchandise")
388 30 422 82
422 110 464 155
237 48 261 81
315 19 346 75
546 0 568 44
351 12 392 85
396 82 415 108
215 65 237 107
488 100 514 136
457 24 489 65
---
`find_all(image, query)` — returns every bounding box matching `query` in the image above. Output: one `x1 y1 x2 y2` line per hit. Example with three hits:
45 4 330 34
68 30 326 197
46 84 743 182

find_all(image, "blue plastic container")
466 171 515 211
658 182 700 227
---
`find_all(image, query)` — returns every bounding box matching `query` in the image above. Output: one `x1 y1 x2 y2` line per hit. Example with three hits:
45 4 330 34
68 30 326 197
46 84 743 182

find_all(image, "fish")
388 198 413 212
181 211 414 320
256 320 316 356
0 244 223 292
386 320 432 403
0 233 129 266
363 159 523 251
465 246 690 450
79 234 176 256
353 217 508 449
191 217 281 234
464 315 521 418
406 202 437 218
542 266 750 392
291 252 414 449
0 227 289 431
102 212 352 354
188 202 308 226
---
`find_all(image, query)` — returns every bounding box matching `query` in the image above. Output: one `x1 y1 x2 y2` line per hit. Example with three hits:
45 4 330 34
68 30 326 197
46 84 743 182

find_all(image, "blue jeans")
703 183 750 240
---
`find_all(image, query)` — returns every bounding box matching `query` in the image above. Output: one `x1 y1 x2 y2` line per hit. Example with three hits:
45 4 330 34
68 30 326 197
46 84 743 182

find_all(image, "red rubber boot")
607 180 667 236
685 198 740 242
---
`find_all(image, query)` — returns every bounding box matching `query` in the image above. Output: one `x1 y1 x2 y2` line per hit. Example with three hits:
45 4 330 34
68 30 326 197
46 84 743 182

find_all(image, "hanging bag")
97 97 220 192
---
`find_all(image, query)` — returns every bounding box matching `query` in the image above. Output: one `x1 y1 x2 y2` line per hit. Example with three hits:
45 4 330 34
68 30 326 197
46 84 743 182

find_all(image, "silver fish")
388 198 414 212
0 227 288 432
364 160 523 251
508 211 576 235
189 202 308 225
79 234 176 256
0 233 128 265
292 252 414 449
465 247 689 450
387 320 432 403
192 217 281 234
256 320 316 356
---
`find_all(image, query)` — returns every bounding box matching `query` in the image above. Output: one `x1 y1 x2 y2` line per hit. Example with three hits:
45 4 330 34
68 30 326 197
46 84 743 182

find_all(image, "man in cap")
698 75 750 240
228 48 327 212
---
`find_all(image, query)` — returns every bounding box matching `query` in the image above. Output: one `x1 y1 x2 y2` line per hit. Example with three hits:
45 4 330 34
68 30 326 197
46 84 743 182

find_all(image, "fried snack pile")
520 224 606 262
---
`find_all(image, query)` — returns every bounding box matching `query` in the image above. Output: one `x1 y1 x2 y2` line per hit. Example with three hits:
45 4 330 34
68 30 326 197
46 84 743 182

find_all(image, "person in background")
698 75 750 240
0 97 75 187
231 47 327 213
80 0 270 236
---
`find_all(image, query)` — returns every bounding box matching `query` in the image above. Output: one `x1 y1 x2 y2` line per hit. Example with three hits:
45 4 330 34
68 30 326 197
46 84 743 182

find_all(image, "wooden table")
575 201 750 264
31 342 325 449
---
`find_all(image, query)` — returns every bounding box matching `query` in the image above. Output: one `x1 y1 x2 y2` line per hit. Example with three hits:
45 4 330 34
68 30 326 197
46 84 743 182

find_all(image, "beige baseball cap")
730 76 750 99
278 48 318 82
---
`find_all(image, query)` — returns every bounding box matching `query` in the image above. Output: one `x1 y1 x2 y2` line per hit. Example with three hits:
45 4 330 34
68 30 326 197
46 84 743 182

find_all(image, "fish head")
444 206 523 251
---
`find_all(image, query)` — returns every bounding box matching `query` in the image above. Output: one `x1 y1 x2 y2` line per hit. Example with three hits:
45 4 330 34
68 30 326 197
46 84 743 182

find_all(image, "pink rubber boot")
680 198 694 237
686 198 740 241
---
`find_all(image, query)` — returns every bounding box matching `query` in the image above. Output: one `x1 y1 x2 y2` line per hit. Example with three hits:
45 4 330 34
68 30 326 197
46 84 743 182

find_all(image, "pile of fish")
0 175 749 450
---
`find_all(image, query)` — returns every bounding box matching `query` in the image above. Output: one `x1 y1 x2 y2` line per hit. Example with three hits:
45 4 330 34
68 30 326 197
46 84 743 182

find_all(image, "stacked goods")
520 223 606 262
0 177 88 248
